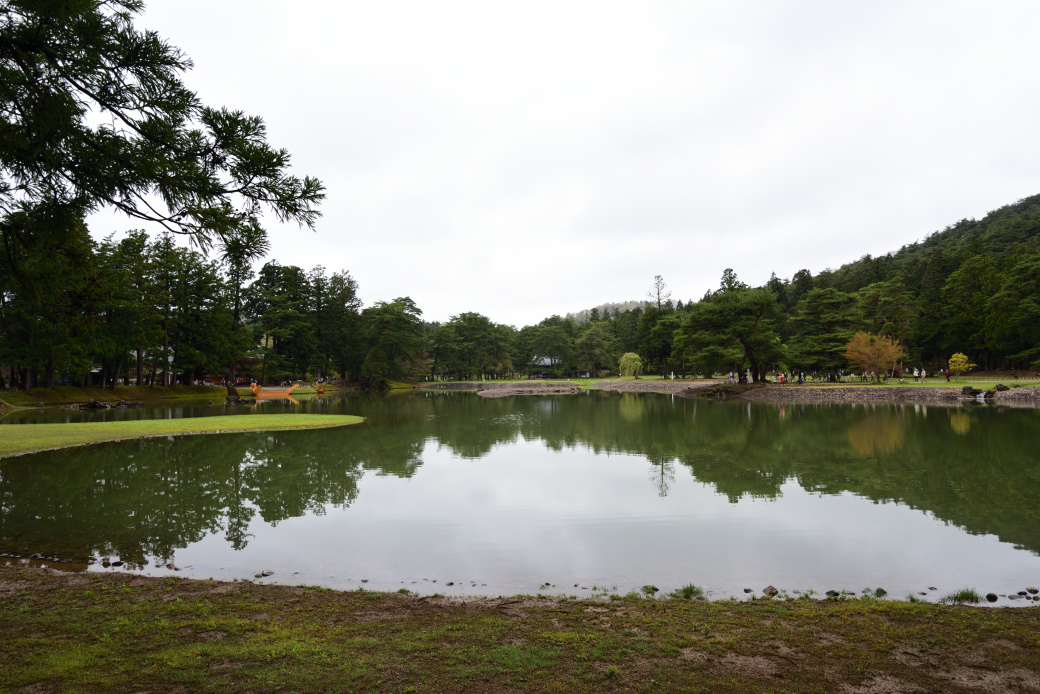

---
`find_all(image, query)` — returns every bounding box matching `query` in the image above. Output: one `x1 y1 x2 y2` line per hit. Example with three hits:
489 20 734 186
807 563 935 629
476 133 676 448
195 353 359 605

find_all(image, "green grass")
0 414 364 458
2 565 1039 693
670 584 705 600
940 588 983 605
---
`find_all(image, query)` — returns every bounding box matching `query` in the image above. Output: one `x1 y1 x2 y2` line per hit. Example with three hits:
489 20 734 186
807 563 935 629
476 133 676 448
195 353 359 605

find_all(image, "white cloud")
90 0 1040 326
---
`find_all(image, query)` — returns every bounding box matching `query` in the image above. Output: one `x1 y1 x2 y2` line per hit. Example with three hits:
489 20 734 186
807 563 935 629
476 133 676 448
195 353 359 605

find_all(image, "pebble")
361 579 368 583
825 590 839 597
763 585 779 597
986 593 998 602
743 588 753 593
1027 586 1039 595
446 582 454 586
1008 594 1023 600
1017 590 1027 596
111 561 123 567
928 586 937 591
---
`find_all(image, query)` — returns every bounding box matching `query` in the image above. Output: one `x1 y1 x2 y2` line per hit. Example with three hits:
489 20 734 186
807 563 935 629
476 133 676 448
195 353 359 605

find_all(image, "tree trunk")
45 358 55 388
136 346 144 386
111 356 123 391
162 333 170 385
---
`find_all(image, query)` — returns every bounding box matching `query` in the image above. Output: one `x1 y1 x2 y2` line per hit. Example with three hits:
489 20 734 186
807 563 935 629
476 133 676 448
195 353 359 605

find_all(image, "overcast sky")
88 1 1040 327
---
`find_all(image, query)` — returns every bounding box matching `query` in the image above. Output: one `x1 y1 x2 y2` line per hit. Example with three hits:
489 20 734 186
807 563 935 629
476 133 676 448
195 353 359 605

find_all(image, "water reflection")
1 392 1038 574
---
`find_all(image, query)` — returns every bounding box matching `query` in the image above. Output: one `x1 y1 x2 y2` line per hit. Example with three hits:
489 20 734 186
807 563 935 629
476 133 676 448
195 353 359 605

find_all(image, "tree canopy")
0 0 324 270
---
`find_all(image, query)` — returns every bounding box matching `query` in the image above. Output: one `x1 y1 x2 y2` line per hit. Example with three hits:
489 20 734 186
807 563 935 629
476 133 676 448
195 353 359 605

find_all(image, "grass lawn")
0 414 364 459
1 565 1038 693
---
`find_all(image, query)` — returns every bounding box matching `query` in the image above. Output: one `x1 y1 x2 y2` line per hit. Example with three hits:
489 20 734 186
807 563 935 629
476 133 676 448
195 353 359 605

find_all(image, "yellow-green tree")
947 353 976 380
844 332 903 380
619 352 642 378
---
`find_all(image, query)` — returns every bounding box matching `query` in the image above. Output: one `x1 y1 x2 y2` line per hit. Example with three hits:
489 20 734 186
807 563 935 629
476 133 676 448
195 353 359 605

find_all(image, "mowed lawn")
0 414 364 459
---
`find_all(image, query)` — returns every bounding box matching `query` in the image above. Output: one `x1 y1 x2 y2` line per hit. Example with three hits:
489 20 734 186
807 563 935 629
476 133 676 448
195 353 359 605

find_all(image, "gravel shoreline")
591 379 724 394
592 380 1040 404
475 382 583 398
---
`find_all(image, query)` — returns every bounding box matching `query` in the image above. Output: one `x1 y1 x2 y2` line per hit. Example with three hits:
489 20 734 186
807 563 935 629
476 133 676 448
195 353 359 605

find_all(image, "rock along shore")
593 380 1040 404
736 385 1040 404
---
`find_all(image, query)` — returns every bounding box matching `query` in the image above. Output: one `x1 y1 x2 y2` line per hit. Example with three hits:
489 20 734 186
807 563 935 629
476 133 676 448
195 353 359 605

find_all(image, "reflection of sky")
167 438 1040 599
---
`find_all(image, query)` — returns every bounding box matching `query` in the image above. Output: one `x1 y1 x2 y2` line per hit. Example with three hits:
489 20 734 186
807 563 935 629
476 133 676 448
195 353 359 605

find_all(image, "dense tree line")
4 192 1039 390
0 224 419 389
525 194 1040 381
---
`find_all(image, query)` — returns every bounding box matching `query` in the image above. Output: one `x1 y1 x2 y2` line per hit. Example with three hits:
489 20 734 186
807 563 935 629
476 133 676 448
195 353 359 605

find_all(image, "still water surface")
2 391 1039 600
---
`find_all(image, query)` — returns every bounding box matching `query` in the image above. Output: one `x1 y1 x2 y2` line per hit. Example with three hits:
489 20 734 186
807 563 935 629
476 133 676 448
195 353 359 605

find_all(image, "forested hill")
821 193 1040 294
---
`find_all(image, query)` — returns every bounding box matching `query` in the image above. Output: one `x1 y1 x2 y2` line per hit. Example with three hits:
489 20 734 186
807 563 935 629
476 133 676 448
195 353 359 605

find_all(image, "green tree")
96 231 163 389
358 298 425 386
788 288 858 375
641 311 680 377
575 321 615 376
941 255 1000 364
311 268 361 381
0 214 98 389
247 262 317 385
618 352 642 378
219 224 270 388
855 279 917 352
985 250 1040 368
676 275 784 382
531 320 574 374
0 0 324 270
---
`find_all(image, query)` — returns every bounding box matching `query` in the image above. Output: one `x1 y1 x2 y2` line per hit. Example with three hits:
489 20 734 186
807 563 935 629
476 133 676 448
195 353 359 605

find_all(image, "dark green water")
1 391 1039 601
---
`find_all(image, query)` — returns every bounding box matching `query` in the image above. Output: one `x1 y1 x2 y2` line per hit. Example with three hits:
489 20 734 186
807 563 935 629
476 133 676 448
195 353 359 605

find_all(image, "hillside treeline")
2 194 1039 390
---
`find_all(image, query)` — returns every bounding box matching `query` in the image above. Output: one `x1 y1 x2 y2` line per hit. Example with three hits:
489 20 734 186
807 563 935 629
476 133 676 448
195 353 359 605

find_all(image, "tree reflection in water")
1 392 1037 565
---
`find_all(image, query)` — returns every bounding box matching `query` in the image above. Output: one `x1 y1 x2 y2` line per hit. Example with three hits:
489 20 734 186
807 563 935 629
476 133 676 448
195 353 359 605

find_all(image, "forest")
2 192 1039 390
2 1 1038 391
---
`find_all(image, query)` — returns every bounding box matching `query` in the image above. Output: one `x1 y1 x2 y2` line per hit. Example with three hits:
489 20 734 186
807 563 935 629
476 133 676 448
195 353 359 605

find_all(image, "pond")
2 391 1039 602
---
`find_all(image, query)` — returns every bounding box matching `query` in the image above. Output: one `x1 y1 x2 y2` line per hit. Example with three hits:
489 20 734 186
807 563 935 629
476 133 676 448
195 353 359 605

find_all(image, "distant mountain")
566 300 653 325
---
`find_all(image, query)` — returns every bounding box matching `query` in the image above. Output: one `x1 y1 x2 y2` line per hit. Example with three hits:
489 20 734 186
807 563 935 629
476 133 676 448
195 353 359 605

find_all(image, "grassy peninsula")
0 414 364 459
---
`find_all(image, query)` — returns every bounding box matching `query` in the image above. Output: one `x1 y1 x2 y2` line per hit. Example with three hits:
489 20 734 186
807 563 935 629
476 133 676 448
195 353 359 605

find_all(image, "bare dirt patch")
841 675 925 693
